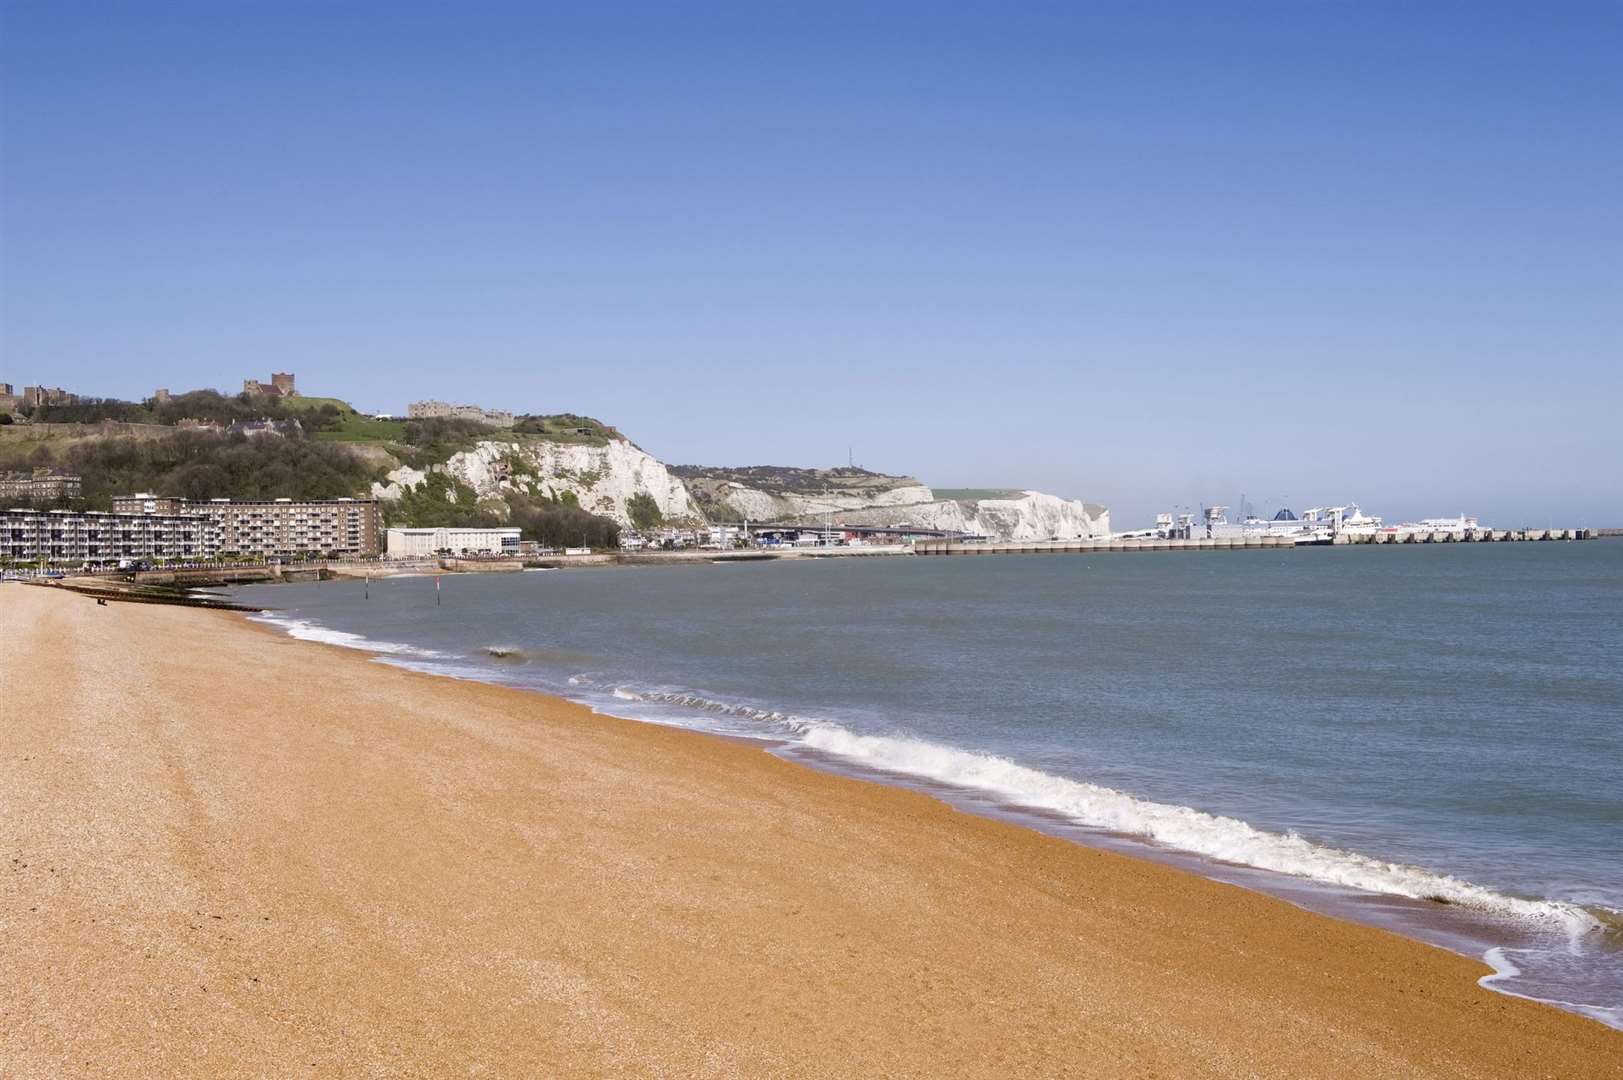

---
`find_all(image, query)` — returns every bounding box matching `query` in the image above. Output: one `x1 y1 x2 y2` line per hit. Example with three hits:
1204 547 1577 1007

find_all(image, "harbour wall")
915 529 1596 556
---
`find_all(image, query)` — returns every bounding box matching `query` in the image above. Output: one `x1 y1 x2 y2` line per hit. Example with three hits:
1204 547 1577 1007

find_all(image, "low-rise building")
0 469 82 503
227 417 302 437
113 494 383 558
1 508 214 565
176 418 226 433
406 400 516 428
386 526 522 558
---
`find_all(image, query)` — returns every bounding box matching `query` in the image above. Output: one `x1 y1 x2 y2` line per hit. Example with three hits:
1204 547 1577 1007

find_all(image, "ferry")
1147 503 1487 545
1208 504 1382 545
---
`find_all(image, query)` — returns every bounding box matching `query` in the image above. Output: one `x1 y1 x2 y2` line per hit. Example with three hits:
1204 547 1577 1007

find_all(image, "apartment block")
112 494 384 558
1 508 214 565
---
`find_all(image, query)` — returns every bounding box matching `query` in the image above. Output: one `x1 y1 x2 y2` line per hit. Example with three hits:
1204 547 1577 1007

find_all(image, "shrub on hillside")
0 429 383 509
509 494 620 549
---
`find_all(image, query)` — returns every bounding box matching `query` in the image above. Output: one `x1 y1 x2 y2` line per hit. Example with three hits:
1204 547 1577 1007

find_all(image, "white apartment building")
112 495 384 558
386 526 522 558
1 508 215 565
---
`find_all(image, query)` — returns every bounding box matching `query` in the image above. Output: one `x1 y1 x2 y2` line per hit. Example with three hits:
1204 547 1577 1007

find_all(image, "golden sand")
2 585 1618 1077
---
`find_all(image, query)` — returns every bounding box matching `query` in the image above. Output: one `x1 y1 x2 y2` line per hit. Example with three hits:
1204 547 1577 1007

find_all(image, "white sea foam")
784 724 1601 934
251 613 443 659
1481 948 1623 1028
565 685 1604 935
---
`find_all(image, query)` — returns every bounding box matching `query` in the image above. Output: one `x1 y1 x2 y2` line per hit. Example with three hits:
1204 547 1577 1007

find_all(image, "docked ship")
1138 504 1487 545
1207 504 1382 545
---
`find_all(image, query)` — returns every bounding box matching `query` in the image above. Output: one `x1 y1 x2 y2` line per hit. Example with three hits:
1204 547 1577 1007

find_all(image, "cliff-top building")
407 400 515 428
243 372 298 398
7 385 82 409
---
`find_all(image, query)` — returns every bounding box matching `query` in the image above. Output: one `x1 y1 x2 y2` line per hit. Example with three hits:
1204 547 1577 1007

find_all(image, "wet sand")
3 584 1619 1077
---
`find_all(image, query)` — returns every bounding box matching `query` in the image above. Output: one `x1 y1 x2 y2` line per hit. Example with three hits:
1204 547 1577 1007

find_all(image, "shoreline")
250 598 1623 1032
4 585 1619 1076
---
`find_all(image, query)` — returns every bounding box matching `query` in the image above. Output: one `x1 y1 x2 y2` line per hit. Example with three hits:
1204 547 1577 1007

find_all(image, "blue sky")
3 2 1619 527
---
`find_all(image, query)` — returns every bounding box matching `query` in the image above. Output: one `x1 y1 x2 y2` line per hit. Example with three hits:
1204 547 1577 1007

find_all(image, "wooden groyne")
914 529 1596 556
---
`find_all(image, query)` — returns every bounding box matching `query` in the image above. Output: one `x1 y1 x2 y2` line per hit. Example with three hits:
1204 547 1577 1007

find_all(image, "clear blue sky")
3 2 1619 527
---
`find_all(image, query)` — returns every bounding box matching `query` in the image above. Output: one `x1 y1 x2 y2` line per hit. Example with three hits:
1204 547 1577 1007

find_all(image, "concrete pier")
913 529 1594 557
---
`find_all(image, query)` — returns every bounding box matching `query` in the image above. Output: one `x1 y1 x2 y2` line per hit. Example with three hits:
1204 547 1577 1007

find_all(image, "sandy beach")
2 584 1618 1078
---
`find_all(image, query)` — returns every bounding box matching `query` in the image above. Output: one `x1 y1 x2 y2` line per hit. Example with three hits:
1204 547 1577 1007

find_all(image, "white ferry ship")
1139 505 1487 545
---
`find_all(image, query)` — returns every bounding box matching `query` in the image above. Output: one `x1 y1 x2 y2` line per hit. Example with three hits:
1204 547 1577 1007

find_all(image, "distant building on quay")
386 526 522 558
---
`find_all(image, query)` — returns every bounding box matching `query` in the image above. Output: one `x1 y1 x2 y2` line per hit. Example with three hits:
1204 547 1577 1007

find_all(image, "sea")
231 540 1623 1028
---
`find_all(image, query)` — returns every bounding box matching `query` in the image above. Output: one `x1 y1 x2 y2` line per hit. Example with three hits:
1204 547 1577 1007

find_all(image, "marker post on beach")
436 575 441 606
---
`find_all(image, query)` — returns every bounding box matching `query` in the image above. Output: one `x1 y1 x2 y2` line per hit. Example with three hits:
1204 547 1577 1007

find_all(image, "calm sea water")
234 541 1623 1027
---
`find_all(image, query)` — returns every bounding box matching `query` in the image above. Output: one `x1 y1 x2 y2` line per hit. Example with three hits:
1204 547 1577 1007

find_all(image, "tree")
626 492 664 531
509 494 620 549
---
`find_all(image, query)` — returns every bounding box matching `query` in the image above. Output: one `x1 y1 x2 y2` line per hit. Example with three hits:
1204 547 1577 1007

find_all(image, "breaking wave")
247 613 1607 941
583 687 1605 935
250 613 443 658
786 725 1601 933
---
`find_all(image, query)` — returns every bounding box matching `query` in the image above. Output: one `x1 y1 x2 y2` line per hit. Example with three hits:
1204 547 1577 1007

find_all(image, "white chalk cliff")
372 439 1107 539
675 466 1108 540
373 438 700 526
813 490 1110 540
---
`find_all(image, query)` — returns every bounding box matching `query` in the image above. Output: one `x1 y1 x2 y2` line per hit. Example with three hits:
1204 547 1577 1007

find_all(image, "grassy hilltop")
1 391 626 546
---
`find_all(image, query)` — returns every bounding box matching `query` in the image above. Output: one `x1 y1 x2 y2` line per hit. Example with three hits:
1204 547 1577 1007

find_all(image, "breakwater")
915 528 1596 556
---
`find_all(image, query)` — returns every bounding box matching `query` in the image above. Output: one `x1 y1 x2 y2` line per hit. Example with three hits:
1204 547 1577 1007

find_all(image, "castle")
1 383 81 412
243 372 298 398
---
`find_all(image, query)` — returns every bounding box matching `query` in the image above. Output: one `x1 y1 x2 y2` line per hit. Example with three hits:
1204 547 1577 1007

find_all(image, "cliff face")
673 466 1108 540
672 466 933 523
373 438 701 526
819 490 1110 540
371 439 1107 539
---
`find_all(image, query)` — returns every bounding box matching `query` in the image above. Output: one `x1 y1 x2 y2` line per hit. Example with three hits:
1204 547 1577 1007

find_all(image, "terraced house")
0 469 82 503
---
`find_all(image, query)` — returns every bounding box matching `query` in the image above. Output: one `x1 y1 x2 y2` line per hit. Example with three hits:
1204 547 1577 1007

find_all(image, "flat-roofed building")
406 400 515 428
0 508 215 565
386 526 522 558
112 494 383 558
0 469 82 503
